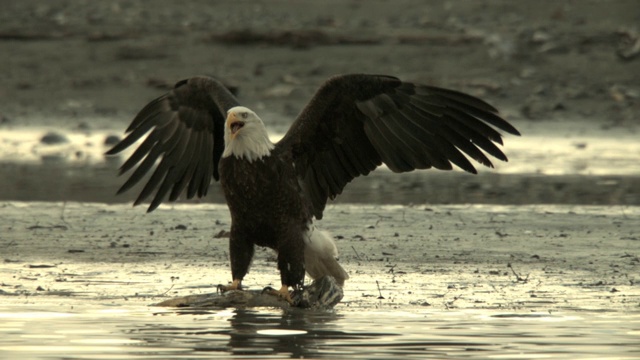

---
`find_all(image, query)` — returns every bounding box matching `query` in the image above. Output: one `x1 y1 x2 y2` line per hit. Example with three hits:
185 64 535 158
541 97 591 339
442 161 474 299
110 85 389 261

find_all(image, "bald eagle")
107 74 519 303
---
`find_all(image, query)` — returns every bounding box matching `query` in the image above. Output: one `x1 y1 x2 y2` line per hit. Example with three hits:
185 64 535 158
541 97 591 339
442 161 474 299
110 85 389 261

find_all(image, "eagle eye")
241 112 248 119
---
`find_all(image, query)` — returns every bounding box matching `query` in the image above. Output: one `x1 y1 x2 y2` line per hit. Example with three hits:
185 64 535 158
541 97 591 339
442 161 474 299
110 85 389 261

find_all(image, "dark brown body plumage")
219 149 311 288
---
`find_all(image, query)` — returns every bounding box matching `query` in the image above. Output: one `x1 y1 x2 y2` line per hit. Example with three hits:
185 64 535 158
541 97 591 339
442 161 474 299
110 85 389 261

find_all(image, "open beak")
226 112 245 137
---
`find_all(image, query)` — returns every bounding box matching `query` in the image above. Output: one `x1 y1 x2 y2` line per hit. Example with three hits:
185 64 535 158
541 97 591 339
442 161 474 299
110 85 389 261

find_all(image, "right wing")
106 76 239 212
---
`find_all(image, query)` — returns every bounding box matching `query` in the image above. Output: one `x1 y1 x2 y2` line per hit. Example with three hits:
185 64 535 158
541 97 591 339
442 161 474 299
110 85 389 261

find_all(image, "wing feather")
385 109 452 170
443 107 508 153
331 144 361 179
195 127 214 198
154 128 199 208
365 115 416 172
341 137 379 176
436 95 520 137
106 105 172 157
106 76 239 212
413 85 499 114
397 106 491 171
186 131 206 199
117 112 179 175
134 122 193 207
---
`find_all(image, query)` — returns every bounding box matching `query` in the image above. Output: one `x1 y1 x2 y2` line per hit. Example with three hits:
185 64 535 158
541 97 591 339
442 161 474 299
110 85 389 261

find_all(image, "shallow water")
2 303 639 359
1 126 639 206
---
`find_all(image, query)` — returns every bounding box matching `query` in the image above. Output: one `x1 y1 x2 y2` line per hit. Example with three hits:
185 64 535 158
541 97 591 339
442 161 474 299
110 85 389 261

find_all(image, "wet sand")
2 202 638 312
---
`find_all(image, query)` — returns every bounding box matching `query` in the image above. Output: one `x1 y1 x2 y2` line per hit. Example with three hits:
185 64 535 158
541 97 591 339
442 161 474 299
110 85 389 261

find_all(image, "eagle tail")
304 226 349 287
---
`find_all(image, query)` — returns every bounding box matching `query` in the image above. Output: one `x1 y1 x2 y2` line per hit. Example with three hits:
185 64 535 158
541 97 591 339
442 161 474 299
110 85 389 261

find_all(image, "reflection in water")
224 309 336 357
1 306 640 359
128 308 348 358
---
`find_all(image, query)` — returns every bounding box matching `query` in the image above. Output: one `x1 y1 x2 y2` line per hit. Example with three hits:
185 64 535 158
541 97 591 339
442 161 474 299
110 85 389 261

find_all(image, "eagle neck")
222 125 275 162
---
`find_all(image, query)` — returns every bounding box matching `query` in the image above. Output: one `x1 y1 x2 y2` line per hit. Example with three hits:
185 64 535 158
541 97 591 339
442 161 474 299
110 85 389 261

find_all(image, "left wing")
276 74 520 219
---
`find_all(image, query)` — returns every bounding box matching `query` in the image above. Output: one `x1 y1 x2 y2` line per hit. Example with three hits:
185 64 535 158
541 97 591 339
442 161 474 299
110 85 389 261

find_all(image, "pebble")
104 134 121 146
40 131 69 145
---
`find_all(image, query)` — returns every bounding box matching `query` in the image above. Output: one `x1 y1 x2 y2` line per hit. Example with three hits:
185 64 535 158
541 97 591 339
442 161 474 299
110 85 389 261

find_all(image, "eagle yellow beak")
226 111 245 138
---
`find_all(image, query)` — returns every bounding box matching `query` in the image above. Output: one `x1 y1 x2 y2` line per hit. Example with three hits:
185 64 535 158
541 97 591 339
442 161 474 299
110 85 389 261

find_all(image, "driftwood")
153 276 343 310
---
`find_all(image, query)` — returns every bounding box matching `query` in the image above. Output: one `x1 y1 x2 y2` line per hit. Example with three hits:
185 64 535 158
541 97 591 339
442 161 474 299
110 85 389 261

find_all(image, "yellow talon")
217 279 242 293
263 285 293 304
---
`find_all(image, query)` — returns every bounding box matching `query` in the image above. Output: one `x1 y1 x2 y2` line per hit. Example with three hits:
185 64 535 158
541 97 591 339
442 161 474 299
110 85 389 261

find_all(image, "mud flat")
1 201 638 312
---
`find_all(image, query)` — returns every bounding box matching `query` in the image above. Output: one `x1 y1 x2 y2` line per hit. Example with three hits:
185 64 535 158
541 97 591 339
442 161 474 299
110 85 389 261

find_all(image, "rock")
40 131 69 145
616 28 640 61
104 134 121 146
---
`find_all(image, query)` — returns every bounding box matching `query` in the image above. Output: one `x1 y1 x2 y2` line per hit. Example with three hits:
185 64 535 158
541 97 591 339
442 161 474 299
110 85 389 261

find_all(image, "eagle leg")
217 279 242 293
262 285 294 305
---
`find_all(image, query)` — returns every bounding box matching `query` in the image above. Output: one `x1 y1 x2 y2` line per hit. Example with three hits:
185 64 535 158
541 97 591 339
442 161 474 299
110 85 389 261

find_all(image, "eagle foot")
217 279 242 293
262 285 294 305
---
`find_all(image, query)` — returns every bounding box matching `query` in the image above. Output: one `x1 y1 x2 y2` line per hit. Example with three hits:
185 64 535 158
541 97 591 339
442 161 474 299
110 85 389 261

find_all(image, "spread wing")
276 74 520 219
105 76 239 212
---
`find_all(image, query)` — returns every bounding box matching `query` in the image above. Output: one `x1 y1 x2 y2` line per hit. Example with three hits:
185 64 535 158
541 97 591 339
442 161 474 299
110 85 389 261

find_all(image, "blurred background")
0 0 638 206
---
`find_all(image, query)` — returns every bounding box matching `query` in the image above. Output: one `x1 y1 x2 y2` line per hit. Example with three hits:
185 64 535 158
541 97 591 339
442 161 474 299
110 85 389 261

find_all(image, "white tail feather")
304 225 349 287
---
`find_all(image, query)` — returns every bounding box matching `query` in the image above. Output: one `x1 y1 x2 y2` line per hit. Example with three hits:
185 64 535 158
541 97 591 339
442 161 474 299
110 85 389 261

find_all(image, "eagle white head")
222 106 275 162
